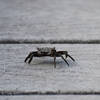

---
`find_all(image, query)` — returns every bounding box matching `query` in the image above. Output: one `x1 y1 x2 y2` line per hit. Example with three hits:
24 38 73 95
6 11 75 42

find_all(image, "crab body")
24 47 75 68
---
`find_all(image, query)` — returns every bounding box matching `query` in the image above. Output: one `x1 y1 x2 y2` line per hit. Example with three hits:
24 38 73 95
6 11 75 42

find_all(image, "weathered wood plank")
0 95 100 100
0 44 100 93
0 0 100 41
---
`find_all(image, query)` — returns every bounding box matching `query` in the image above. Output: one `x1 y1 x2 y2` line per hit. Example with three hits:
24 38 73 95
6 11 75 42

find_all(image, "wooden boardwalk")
0 0 100 99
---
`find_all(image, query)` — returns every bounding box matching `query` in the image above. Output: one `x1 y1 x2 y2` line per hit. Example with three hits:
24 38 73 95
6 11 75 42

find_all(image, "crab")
24 47 75 68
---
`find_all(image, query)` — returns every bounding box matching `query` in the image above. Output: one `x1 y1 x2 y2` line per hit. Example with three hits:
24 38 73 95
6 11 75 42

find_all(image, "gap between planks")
1 39 100 44
1 91 100 96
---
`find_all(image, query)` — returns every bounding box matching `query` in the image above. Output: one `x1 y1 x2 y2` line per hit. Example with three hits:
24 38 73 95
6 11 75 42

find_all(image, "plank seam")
1 39 100 44
0 91 100 95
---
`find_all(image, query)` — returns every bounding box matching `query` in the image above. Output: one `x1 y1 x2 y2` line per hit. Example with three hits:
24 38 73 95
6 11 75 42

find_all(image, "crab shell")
37 47 55 54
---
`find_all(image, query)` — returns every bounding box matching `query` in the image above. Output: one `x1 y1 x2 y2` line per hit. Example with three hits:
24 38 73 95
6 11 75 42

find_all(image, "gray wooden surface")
0 0 100 99
0 44 100 93
0 0 100 41
1 95 100 100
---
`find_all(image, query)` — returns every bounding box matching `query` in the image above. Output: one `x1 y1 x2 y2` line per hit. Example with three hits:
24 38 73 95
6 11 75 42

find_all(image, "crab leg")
61 56 69 66
24 52 33 62
28 54 34 63
54 55 56 68
67 54 75 61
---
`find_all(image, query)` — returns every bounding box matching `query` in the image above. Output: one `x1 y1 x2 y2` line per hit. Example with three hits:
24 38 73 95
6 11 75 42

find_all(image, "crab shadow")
28 58 76 68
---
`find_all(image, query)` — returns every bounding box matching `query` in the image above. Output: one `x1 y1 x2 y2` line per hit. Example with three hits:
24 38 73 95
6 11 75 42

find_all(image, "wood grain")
0 0 100 41
1 95 100 100
0 44 100 94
